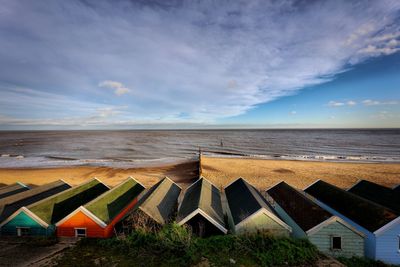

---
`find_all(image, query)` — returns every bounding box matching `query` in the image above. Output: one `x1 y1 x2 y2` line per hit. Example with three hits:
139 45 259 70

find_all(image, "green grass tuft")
55 223 319 267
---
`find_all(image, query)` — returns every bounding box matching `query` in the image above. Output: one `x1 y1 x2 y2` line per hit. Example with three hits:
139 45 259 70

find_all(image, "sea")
0 129 399 168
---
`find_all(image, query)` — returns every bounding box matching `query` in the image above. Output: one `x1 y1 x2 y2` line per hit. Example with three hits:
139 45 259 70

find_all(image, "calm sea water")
0 129 399 167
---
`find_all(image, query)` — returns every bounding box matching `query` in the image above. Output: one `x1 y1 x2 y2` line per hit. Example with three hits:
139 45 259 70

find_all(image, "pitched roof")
392 184 400 193
304 180 398 232
136 177 181 225
28 178 109 224
0 180 70 223
225 178 280 225
348 180 400 214
177 177 225 228
0 182 30 199
267 181 332 232
85 177 145 224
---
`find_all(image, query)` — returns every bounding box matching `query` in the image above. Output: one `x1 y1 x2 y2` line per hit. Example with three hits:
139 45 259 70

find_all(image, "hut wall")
57 210 105 237
308 196 376 259
375 223 400 264
0 211 49 236
308 220 364 258
236 212 290 237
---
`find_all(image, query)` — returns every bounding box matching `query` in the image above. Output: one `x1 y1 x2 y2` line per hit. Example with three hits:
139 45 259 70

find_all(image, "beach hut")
348 180 400 214
122 177 181 231
177 177 227 237
393 184 400 193
0 180 71 224
0 178 109 237
224 178 291 236
305 180 400 264
56 177 145 238
266 181 364 257
0 182 30 200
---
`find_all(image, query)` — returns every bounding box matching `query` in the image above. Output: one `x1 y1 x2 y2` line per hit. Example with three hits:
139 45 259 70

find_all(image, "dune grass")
55 223 319 267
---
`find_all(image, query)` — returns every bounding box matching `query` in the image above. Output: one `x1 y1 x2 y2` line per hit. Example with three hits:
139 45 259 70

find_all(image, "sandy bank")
201 156 400 190
0 160 199 188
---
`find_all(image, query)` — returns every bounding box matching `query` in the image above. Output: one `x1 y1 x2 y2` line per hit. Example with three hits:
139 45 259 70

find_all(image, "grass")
55 223 319 267
337 256 400 267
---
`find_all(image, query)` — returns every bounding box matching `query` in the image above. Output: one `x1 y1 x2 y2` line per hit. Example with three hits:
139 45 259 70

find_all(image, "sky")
0 0 399 129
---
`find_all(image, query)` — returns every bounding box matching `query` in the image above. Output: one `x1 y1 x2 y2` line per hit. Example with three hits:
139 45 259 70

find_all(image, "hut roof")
305 180 398 232
0 180 70 223
225 178 281 226
85 177 145 224
348 180 400 214
28 178 109 224
136 177 181 225
177 177 225 230
393 184 400 193
267 181 332 232
0 182 30 199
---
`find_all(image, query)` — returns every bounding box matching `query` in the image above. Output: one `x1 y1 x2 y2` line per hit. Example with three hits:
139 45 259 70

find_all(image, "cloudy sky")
0 0 399 129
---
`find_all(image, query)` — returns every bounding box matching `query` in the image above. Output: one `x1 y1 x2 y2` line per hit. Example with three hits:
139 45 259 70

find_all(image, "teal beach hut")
0 178 109 236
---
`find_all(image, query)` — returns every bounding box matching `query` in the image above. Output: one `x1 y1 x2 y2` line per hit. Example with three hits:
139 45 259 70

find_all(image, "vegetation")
55 223 320 267
337 256 400 267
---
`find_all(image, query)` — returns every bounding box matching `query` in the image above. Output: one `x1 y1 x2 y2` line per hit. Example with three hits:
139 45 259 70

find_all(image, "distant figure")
220 139 223 147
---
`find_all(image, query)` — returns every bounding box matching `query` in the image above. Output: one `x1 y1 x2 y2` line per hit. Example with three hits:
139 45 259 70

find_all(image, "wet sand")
201 156 400 190
0 160 199 188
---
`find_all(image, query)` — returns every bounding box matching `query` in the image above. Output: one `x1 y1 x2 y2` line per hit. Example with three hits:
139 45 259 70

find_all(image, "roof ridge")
85 177 140 207
27 178 99 209
243 180 265 209
140 178 172 208
322 180 397 212
0 180 68 206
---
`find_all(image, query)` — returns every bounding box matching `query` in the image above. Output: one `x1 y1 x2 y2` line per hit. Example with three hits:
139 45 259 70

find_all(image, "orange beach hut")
56 177 145 238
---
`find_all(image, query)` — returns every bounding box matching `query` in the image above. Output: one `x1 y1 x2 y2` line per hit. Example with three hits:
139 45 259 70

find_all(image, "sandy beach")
0 157 399 190
0 160 199 188
201 156 400 190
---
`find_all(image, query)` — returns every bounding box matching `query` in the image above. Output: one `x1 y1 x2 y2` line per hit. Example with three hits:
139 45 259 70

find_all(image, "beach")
0 156 399 190
0 160 199 188
201 156 400 190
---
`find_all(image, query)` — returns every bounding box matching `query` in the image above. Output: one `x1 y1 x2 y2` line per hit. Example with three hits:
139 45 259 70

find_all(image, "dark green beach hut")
122 177 181 231
0 178 109 236
0 182 30 200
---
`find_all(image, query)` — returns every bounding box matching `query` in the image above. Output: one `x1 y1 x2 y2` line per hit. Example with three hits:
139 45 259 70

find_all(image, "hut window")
75 228 87 237
16 227 30 237
331 236 342 250
398 235 400 252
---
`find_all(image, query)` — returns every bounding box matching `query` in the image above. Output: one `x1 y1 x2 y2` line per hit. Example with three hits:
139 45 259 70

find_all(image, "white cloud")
289 111 297 115
0 1 399 126
98 80 130 96
328 101 345 107
347 101 357 106
362 99 399 106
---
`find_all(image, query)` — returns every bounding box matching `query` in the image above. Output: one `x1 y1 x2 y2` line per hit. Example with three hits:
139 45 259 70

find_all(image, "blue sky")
0 0 399 129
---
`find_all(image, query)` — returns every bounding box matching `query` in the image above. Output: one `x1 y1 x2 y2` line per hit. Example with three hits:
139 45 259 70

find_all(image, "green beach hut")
224 178 291 236
0 178 109 236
